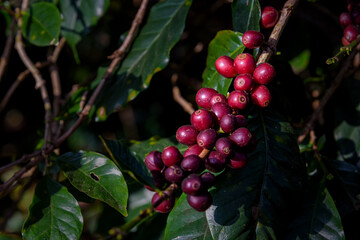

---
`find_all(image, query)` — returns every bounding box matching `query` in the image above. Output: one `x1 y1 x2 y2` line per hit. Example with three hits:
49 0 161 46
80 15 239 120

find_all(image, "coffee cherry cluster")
339 0 360 46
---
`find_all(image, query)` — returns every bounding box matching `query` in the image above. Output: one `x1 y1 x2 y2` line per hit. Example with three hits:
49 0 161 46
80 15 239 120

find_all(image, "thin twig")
326 36 360 65
0 16 16 82
171 73 195 115
256 0 300 65
0 150 41 174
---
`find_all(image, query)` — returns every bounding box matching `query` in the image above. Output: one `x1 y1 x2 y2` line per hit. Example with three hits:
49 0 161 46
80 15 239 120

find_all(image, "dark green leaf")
232 0 261 33
0 233 22 240
93 0 192 121
285 184 344 240
21 2 61 46
165 107 305 239
59 0 110 53
57 151 128 216
22 176 83 240
202 30 245 95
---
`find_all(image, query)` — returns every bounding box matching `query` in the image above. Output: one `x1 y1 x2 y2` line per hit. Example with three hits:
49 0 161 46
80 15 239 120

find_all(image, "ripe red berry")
227 90 249 110
211 102 232 122
209 93 227 106
205 151 226 173
261 6 279 29
191 109 216 131
181 174 203 195
181 154 204 173
162 146 182 167
164 165 185 183
152 192 174 213
251 84 272 108
342 36 351 46
228 151 248 169
215 137 233 157
233 53 256 74
196 87 218 109
184 144 203 157
339 12 353 27
197 128 218 149
253 63 276 85
242 30 265 49
220 114 237 133
344 25 360 42
200 172 216 189
215 55 237 78
235 114 247 128
176 125 198 146
229 127 252 148
234 73 255 91
187 191 213 212
145 151 164 171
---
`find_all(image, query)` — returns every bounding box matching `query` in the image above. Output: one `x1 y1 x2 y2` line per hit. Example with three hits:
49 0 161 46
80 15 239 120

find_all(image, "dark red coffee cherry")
242 30 265 49
215 55 237 78
227 90 249 110
228 151 248 169
344 25 360 42
253 63 276 85
339 12 353 27
235 114 247 128
209 93 227 106
251 84 272 108
200 172 216 189
151 170 168 190
152 192 175 213
176 125 198 146
215 137 233 157
261 6 279 29
145 151 164 172
220 114 237 133
351 8 360 25
181 174 203 195
197 128 218 149
342 36 351 46
211 102 232 122
191 109 216 131
196 87 218 109
205 151 226 173
184 144 203 157
187 191 213 212
229 127 252 148
164 165 185 183
233 53 256 74
162 146 182 167
234 73 255 92
181 154 204 173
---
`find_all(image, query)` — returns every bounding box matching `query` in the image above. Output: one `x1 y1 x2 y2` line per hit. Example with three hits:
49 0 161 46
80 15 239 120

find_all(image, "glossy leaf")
232 0 261 33
21 2 61 46
22 176 83 240
57 151 128 216
165 107 305 239
202 30 245 95
285 184 344 240
59 0 110 53
94 0 192 121
104 136 186 187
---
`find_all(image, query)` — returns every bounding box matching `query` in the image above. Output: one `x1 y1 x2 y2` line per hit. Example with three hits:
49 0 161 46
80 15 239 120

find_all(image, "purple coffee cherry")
152 192 175 213
228 151 248 169
187 191 213 212
184 144 204 157
200 172 216 189
176 125 198 146
205 151 226 173
211 102 232 122
164 165 185 183
181 154 204 173
215 137 233 157
145 150 164 171
220 114 237 133
229 127 252 147
181 174 203 195
197 128 218 149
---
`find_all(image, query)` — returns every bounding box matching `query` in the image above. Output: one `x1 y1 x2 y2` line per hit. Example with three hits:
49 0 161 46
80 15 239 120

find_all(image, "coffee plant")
0 0 360 239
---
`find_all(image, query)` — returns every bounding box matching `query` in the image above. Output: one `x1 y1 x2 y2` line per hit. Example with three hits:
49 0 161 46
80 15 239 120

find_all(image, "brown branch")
171 73 195 115
256 0 300 65
0 150 41 174
298 49 358 143
0 16 16 83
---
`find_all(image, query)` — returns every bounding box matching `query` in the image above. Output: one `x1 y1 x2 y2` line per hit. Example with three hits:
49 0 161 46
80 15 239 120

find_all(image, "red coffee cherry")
253 63 276 85
209 93 227 106
227 90 249 110
220 114 237 133
211 102 232 122
215 55 237 78
242 30 265 49
181 174 203 195
251 84 272 108
342 36 351 46
339 12 353 27
191 109 215 131
234 73 255 91
229 127 252 148
184 144 203 157
162 146 182 167
187 191 213 212
176 125 198 146
197 128 218 149
228 151 248 169
344 25 360 42
196 87 218 109
151 170 168 190
152 192 175 213
145 151 164 172
261 6 279 29
205 151 226 173
215 137 233 157
233 53 256 74
181 154 204 173
164 165 185 183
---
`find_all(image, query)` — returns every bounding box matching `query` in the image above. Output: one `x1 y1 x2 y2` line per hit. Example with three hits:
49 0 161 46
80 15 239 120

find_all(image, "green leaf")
285 184 344 240
59 0 110 55
232 0 261 33
0 233 22 240
165 107 305 239
202 30 245 95
93 0 192 121
21 2 61 46
57 151 128 216
22 176 83 240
